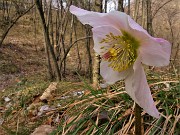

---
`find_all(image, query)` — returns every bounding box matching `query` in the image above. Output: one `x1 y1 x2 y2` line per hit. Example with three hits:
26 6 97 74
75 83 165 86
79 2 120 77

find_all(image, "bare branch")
152 0 173 19
0 4 35 47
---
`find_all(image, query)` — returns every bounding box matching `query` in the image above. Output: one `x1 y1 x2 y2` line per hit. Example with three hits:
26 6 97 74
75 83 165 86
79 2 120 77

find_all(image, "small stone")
0 118 4 125
4 97 11 102
39 105 49 112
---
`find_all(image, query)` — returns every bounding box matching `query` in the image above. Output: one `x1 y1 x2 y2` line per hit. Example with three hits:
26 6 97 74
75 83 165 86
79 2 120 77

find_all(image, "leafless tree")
0 1 34 47
134 0 140 21
118 0 124 12
35 0 61 81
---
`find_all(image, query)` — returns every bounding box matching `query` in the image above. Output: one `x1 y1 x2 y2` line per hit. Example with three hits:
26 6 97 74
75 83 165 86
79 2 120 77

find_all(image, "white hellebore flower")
70 5 171 118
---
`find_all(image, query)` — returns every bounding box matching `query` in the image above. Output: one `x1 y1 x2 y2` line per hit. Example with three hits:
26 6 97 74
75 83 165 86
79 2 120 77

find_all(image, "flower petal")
125 57 160 118
70 5 106 27
139 38 171 67
127 16 151 40
100 60 132 84
107 11 129 31
69 5 129 30
92 25 122 55
154 38 171 57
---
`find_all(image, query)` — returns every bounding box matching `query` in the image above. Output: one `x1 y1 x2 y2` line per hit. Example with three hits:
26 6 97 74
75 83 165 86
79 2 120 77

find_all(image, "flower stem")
135 103 142 135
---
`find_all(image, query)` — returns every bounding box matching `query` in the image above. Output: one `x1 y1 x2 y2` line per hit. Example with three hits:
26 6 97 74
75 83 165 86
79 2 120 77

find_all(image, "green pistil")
100 31 140 72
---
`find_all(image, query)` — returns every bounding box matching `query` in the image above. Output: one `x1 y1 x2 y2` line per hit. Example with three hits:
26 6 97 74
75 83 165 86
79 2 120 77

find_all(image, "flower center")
100 31 140 72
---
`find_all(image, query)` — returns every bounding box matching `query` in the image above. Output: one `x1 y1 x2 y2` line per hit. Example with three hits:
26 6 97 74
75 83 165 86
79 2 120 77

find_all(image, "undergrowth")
51 77 179 135
0 70 179 135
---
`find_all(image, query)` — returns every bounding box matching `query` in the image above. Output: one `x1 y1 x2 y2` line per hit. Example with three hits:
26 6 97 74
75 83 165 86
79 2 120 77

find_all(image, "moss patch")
0 63 19 75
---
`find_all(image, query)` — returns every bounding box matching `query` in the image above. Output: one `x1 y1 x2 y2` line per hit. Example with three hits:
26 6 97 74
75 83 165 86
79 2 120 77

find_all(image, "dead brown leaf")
31 125 56 135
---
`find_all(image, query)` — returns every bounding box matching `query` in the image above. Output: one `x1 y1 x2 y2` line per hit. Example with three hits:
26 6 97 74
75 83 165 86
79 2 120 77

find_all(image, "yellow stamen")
100 31 140 72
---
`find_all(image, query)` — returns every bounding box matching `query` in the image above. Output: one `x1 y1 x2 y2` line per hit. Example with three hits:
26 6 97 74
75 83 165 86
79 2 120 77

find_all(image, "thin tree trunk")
168 20 174 47
92 0 102 87
48 0 54 49
85 1 93 83
2 0 5 19
35 0 61 81
64 15 74 78
59 6 70 78
33 1 38 52
128 0 130 15
141 0 146 28
86 26 93 83
104 0 108 13
173 43 179 61
46 41 53 80
62 25 67 77
118 0 124 12
134 0 140 21
74 22 82 72
46 0 54 80
147 0 153 36
54 0 61 64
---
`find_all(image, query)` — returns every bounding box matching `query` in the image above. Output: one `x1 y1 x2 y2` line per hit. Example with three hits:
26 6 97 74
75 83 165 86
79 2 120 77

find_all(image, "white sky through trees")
50 0 131 12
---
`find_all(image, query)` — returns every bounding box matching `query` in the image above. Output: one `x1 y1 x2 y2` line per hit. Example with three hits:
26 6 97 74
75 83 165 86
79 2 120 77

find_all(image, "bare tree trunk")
46 0 54 80
141 0 146 28
92 0 103 88
2 0 6 19
85 26 93 83
147 0 153 36
48 0 55 49
62 20 68 78
134 0 140 21
33 1 38 52
168 19 174 46
173 42 179 60
58 2 71 78
46 41 53 80
54 0 61 64
147 0 153 70
64 15 74 78
93 52 100 87
104 0 108 13
128 0 130 15
35 0 61 81
118 0 124 12
73 17 82 72
85 1 93 83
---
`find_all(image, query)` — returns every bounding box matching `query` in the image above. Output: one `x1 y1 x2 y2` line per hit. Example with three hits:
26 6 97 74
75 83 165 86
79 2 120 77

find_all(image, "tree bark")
73 18 82 72
86 26 93 83
104 0 108 13
134 0 140 21
128 0 131 15
141 0 146 28
85 1 93 83
118 0 124 12
92 0 102 88
147 0 153 36
35 0 61 81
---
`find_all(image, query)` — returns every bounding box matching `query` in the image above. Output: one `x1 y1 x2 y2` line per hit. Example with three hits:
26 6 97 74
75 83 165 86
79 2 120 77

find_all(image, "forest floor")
0 35 86 134
0 20 91 134
0 37 179 135
0 19 180 135
0 39 45 91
